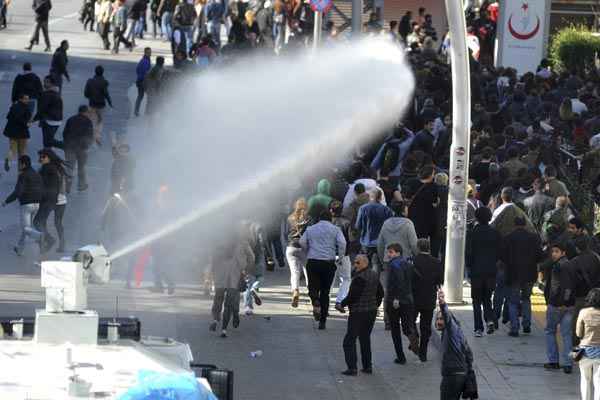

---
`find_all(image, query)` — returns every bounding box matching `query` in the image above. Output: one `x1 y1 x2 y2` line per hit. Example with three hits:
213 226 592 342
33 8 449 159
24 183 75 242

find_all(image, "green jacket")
307 179 333 219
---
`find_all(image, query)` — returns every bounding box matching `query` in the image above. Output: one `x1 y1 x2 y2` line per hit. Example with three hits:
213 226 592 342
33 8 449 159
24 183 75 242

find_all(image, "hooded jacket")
356 201 394 248
377 217 418 263
307 179 333 219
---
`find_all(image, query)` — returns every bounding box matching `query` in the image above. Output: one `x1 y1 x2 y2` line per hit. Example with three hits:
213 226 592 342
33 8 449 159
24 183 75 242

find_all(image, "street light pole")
313 11 322 50
443 0 471 303
351 0 362 36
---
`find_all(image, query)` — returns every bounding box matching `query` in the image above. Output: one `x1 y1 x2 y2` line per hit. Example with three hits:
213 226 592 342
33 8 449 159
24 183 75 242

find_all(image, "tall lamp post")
443 0 471 303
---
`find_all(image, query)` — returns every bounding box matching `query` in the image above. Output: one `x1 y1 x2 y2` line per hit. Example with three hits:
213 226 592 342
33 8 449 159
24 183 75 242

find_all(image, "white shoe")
244 307 253 316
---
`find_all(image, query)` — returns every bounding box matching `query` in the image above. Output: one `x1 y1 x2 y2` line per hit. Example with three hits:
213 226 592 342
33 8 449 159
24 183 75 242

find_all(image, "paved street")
0 1 583 399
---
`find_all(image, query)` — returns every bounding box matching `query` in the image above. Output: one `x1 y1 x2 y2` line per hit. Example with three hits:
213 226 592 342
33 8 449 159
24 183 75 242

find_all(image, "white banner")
494 0 551 75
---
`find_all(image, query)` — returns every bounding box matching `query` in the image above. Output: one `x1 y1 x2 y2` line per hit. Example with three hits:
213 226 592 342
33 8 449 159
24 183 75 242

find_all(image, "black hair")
78 105 89 113
544 165 557 178
38 148 70 178
417 238 430 253
586 288 600 309
23 62 32 71
318 209 332 222
386 243 403 255
19 155 32 169
156 56 165 66
569 217 584 230
550 241 567 252
95 65 104 76
390 200 406 216
354 183 366 194
475 207 492 224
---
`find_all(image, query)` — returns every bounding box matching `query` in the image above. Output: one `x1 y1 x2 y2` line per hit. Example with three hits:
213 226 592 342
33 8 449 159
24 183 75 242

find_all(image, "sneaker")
13 246 22 256
474 330 483 338
251 289 262 306
244 307 253 316
209 321 217 332
394 355 407 365
508 331 519 338
334 303 345 313
78 184 89 192
233 316 240 328
563 366 573 374
4 159 9 172
318 321 326 330
523 327 531 334
341 369 357 376
418 353 427 363
486 322 495 335
544 362 560 370
361 368 373 374
291 290 299 308
220 330 227 338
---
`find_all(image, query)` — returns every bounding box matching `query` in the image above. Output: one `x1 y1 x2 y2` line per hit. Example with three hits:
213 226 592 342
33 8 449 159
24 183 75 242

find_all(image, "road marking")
48 12 79 26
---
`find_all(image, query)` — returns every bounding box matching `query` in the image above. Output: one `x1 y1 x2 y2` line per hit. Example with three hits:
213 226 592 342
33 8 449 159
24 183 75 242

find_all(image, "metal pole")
351 0 362 36
443 0 471 304
313 11 322 50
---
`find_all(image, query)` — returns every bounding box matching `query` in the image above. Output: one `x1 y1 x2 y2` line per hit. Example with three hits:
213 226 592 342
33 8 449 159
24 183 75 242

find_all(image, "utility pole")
443 0 471 303
351 0 362 36
313 11 322 49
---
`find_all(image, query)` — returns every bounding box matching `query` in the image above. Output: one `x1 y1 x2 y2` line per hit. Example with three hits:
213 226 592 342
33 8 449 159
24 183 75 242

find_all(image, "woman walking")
3 93 32 173
299 209 346 330
577 288 600 400
285 197 308 308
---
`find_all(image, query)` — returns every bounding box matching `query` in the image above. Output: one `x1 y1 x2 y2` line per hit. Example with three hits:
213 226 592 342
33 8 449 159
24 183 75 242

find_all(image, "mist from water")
109 38 415 262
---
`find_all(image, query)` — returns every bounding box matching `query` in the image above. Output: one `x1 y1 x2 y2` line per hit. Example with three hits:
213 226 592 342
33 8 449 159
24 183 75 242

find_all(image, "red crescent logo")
508 14 540 40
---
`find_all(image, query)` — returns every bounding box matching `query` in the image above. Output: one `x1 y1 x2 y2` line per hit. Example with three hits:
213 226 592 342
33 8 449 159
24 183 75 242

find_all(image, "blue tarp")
118 370 218 400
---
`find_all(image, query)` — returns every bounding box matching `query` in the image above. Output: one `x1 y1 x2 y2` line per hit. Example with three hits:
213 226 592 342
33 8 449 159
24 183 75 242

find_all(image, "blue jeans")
207 20 220 46
180 25 193 55
545 305 574 367
508 282 533 333
161 12 173 40
244 274 263 309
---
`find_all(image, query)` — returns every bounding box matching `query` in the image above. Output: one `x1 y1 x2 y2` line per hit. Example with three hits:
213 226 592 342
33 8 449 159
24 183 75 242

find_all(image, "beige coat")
577 307 600 347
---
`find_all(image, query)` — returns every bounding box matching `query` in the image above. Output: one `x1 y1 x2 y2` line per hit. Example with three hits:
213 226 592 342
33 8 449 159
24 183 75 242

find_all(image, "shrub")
549 25 600 73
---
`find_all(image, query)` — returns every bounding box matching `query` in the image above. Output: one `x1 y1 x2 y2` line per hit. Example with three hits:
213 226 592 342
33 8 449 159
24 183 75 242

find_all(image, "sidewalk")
444 286 580 400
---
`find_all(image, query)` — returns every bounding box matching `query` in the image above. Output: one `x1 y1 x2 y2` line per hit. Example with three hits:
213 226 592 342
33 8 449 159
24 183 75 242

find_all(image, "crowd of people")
5 0 600 398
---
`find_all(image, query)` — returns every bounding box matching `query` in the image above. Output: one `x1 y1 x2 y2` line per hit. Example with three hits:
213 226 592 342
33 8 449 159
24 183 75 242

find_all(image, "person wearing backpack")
173 0 196 55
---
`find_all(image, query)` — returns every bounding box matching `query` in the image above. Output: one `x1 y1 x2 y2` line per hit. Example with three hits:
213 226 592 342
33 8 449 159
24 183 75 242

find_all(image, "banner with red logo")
494 0 551 75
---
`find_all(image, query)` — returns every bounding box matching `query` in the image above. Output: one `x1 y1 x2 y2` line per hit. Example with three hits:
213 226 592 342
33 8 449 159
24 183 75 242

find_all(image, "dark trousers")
440 374 467 400
343 310 377 370
493 270 510 324
41 122 63 149
1 4 7 27
65 147 88 191
415 307 434 358
306 259 336 323
134 80 145 116
471 276 495 332
53 204 65 249
30 19 50 48
113 26 131 53
388 303 417 358
99 22 111 49
211 288 240 330
34 200 55 243
267 230 285 267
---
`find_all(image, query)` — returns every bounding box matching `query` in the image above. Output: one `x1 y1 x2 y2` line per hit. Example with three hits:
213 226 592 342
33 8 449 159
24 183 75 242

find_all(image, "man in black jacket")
412 238 443 361
26 0 52 51
33 148 60 253
2 155 43 255
11 63 43 112
62 105 93 192
542 242 576 374
570 238 600 345
84 65 112 145
3 94 32 172
34 76 63 149
340 254 384 376
503 216 544 337
386 243 419 364
466 207 502 337
49 40 70 93
407 165 441 255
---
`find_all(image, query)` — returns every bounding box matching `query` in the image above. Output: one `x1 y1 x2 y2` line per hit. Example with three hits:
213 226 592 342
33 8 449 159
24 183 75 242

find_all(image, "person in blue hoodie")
134 47 152 117
386 243 419 364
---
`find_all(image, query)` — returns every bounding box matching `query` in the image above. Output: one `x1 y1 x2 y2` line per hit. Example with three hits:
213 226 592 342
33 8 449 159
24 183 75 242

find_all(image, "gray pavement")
0 2 584 399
